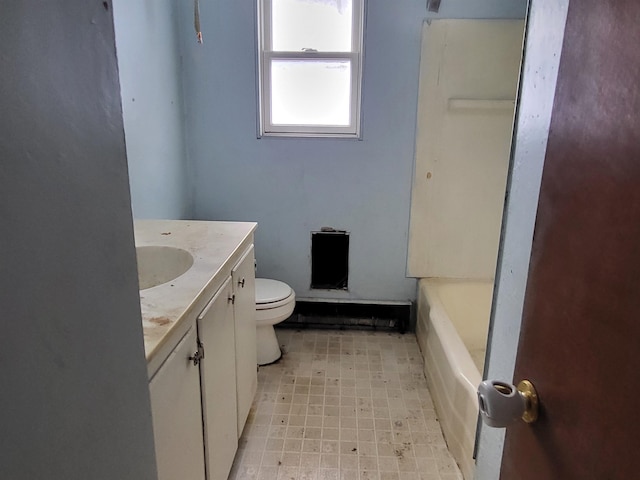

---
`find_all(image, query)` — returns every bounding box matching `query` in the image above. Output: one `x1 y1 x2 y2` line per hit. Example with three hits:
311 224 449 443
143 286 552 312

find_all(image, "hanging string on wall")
194 0 203 44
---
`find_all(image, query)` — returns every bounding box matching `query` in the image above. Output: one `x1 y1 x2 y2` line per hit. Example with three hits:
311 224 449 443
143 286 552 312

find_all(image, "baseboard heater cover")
278 300 413 333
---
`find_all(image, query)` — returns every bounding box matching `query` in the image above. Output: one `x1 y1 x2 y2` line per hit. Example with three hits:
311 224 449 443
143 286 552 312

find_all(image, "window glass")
272 0 353 52
271 60 351 126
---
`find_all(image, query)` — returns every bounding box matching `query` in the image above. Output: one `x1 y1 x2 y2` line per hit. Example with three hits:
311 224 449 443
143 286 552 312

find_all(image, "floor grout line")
230 329 463 480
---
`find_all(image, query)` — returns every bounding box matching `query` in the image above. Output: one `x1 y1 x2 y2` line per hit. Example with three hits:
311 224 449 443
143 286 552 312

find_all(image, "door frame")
474 1 570 478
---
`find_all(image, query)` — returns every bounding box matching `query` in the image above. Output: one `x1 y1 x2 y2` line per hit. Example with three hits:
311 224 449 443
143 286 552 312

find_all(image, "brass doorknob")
477 379 539 428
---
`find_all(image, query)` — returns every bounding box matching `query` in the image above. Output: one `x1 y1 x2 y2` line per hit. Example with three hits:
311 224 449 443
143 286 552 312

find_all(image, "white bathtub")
415 279 493 480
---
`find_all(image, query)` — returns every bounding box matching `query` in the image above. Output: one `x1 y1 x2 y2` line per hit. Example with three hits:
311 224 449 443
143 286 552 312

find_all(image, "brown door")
500 1 640 478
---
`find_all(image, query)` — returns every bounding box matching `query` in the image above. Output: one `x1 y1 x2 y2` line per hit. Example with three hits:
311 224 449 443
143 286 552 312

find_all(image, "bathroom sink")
136 246 194 290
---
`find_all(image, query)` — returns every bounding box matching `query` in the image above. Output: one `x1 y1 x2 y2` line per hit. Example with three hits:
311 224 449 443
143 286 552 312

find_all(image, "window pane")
272 0 353 52
271 60 351 126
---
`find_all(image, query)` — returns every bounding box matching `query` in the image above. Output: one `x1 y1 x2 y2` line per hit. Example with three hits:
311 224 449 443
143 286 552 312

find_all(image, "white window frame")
257 0 365 138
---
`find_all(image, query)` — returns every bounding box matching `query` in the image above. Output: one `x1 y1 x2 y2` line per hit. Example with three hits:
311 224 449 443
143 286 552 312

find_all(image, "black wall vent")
311 230 349 290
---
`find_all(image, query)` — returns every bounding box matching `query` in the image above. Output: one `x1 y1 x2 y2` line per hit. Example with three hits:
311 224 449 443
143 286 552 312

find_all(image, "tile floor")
229 329 463 480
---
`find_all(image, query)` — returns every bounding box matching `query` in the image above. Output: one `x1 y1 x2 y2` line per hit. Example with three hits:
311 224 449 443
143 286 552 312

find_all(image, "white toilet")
255 278 296 365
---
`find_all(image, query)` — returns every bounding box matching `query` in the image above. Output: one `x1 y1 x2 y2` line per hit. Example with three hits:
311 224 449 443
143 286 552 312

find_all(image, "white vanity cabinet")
232 245 257 437
140 221 258 480
197 276 238 480
149 326 206 480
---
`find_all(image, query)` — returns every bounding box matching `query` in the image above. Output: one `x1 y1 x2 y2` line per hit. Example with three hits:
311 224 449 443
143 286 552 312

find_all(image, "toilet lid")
255 278 293 304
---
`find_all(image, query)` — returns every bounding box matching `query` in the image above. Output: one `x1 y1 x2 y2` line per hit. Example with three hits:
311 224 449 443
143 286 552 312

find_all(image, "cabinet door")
232 245 257 437
197 277 237 480
149 326 206 480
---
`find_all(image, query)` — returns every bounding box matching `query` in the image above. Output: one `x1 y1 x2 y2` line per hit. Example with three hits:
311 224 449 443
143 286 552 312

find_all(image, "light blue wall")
178 0 526 303
113 0 192 219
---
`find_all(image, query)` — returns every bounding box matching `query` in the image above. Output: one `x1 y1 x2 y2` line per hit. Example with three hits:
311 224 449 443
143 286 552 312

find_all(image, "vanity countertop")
135 220 256 377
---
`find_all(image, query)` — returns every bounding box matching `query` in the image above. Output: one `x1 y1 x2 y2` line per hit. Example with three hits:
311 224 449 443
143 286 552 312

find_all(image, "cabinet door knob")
238 278 245 288
188 351 201 366
228 294 236 305
188 341 205 366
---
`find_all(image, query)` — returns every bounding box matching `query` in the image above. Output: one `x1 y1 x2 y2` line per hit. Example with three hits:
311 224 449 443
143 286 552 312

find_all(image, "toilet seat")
256 279 293 310
256 295 294 310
